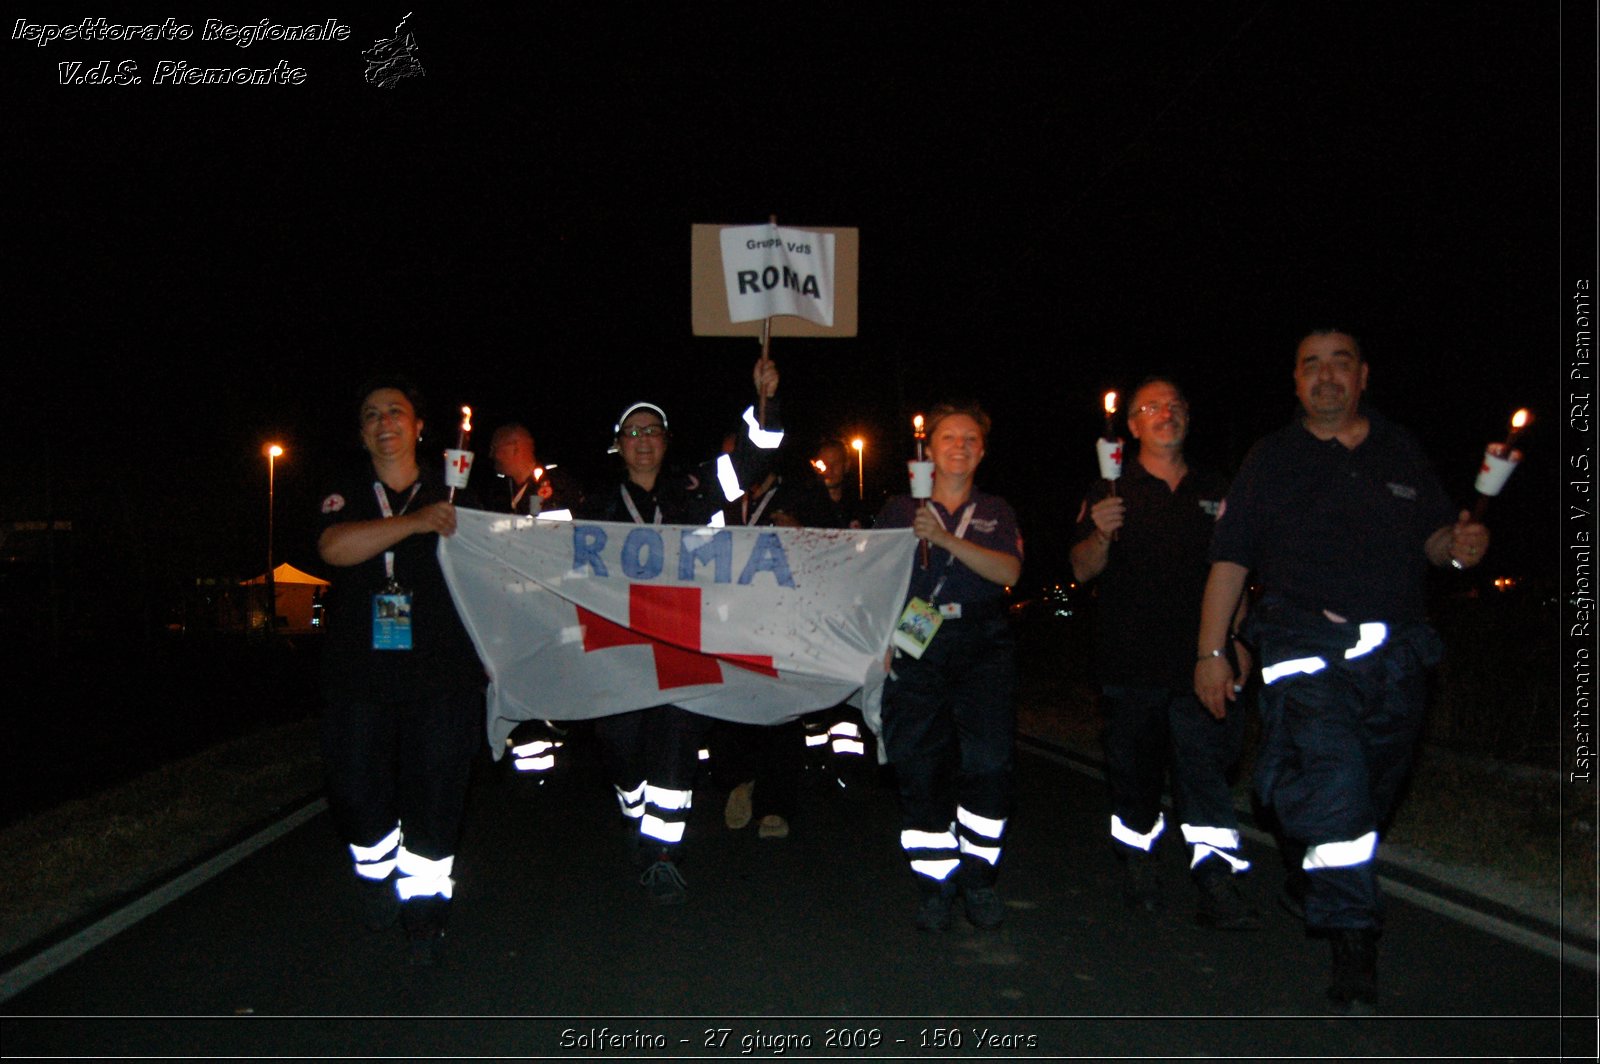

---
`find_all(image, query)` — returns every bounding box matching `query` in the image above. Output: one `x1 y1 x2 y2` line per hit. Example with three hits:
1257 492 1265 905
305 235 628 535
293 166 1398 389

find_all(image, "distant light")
265 443 284 458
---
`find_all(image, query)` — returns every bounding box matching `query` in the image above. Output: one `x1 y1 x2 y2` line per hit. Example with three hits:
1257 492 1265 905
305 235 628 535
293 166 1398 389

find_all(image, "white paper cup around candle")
1474 449 1518 496
907 460 935 498
444 449 475 489
1096 438 1123 481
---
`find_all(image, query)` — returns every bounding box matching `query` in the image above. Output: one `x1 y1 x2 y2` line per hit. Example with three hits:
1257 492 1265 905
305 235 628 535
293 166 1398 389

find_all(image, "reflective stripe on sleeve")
742 406 785 450
715 453 744 503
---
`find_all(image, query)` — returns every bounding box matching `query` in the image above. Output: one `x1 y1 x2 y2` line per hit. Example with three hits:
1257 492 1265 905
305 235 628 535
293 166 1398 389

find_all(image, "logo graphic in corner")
364 13 426 89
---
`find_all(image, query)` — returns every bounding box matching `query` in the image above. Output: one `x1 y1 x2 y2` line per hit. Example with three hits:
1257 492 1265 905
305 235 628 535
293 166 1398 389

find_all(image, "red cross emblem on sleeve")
578 585 776 690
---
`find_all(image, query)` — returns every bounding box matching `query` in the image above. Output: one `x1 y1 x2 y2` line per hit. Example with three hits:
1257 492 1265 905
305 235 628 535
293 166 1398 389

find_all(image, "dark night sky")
4 4 1581 594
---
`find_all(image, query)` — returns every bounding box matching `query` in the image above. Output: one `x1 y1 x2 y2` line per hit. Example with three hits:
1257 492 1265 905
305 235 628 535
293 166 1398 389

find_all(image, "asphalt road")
2 731 1594 1059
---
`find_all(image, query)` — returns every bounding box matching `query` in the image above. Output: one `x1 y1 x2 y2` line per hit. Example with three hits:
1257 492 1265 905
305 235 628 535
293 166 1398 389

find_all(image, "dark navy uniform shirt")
314 463 485 699
1210 409 1454 624
875 490 1023 616
1075 459 1226 689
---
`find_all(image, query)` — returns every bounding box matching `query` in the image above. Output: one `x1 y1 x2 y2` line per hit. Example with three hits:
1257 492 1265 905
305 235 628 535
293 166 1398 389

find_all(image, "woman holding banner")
575 354 783 905
314 375 486 966
875 401 1024 931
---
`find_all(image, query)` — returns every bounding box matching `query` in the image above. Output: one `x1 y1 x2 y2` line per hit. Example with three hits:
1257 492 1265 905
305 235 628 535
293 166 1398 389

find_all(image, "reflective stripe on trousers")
901 825 960 882
642 783 693 845
1304 831 1378 870
956 805 1007 867
1182 823 1249 872
396 846 454 900
1111 811 1165 852
349 825 401 881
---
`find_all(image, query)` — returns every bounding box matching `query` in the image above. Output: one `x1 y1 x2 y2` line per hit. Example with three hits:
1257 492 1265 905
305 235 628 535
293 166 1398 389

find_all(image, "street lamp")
265 443 284 633
850 437 865 500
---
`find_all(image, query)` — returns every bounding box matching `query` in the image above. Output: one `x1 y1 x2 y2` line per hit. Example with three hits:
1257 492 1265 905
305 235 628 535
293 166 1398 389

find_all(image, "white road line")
0 798 327 1004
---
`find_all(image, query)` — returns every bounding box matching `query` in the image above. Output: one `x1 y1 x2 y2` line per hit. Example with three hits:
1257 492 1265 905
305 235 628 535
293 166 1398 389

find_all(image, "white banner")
719 223 836 327
438 510 915 751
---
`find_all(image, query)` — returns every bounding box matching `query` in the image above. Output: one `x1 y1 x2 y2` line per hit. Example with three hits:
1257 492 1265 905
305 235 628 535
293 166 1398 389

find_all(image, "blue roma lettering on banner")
571 526 796 588
737 265 821 299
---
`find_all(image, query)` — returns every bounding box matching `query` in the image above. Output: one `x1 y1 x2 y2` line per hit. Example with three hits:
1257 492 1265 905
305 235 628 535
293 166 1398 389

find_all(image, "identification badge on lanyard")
892 596 943 659
372 586 414 650
370 480 421 651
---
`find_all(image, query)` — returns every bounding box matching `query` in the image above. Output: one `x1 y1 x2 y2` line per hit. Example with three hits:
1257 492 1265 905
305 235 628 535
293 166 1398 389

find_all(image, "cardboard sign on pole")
691 223 858 337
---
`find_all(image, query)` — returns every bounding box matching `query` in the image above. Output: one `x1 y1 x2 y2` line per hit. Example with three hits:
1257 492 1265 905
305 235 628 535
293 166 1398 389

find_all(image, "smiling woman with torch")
874 401 1024 932
313 375 485 967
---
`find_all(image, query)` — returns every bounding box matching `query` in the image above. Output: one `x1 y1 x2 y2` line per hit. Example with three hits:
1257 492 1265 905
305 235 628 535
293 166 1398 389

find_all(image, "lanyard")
925 501 975 604
373 481 421 585
741 483 777 526
619 482 662 525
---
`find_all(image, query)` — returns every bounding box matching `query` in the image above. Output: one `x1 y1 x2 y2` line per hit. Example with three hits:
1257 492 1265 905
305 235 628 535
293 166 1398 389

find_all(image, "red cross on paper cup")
444 448 474 488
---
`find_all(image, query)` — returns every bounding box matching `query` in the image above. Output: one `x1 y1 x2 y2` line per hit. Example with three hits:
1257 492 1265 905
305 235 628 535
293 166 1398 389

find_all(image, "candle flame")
266 444 283 458
1511 408 1530 429
1104 391 1117 415
851 438 864 452
913 413 925 436
811 459 827 474
460 405 472 433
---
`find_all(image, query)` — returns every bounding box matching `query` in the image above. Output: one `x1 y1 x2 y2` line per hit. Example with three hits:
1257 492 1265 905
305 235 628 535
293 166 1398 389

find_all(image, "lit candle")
446 405 475 501
1471 407 1530 519
1102 391 1117 439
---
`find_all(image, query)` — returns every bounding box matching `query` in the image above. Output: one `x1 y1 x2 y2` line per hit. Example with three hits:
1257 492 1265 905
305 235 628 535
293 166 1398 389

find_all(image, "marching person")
876 401 1024 931
575 354 784 904
486 421 583 519
315 375 487 967
1194 328 1490 1011
486 420 584 776
1071 377 1258 928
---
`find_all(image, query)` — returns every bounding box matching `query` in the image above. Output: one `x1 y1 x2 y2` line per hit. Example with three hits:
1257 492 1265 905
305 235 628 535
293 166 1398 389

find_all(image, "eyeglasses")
619 425 666 439
1134 401 1188 417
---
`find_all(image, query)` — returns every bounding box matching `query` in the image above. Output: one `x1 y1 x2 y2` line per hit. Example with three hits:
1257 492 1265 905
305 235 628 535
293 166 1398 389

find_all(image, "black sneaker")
1122 850 1160 912
963 886 1006 929
402 896 449 967
1279 870 1310 922
407 926 445 967
1194 869 1262 931
640 855 688 905
1327 928 1379 1014
354 876 400 932
916 890 954 932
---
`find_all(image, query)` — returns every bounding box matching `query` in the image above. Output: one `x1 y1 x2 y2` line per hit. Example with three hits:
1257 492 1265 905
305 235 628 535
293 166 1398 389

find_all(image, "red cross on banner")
451 453 471 474
578 585 777 690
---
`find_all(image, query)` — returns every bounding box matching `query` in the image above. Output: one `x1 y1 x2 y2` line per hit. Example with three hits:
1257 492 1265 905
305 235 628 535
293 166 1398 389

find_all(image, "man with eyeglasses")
1071 376 1258 930
1193 328 1489 1012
